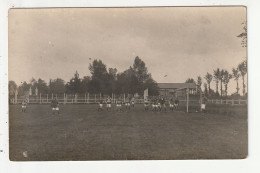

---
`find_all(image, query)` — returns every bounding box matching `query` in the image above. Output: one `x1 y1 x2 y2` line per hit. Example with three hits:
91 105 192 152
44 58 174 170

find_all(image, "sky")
8 7 247 94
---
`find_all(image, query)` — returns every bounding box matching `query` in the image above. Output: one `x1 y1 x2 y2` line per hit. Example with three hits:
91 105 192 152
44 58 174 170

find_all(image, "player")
116 97 123 112
169 97 174 111
106 96 112 111
144 96 149 111
131 97 135 108
98 98 104 111
174 97 179 110
21 99 27 113
160 96 167 111
125 97 130 110
201 97 207 113
157 96 162 111
152 96 157 112
51 98 60 115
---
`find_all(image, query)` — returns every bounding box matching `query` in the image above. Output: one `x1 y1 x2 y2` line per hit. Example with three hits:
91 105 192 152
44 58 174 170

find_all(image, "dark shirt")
51 100 58 108
106 98 111 104
161 98 165 104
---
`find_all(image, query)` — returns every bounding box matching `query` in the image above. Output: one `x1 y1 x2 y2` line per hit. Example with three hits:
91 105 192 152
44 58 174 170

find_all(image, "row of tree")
186 21 247 98
185 59 247 97
9 56 159 96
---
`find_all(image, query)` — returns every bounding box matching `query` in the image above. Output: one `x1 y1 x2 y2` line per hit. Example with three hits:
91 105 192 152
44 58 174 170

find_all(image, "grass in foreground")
9 104 247 160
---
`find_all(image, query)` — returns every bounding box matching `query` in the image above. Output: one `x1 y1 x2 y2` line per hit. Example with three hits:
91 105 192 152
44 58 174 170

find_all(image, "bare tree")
204 72 213 95
232 68 240 95
238 60 247 96
237 21 247 48
219 69 225 97
223 70 232 96
213 68 220 95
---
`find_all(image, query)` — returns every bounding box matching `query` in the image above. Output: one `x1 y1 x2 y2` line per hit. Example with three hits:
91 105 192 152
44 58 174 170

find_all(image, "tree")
203 83 208 96
88 59 109 94
232 67 240 95
219 69 225 97
66 71 81 94
107 68 118 94
80 76 91 93
196 76 202 93
108 68 117 79
18 81 31 96
49 78 66 94
213 68 220 95
237 21 247 47
185 78 196 84
238 60 247 96
143 74 159 96
116 67 138 94
117 56 158 96
204 73 213 95
223 70 232 96
9 80 17 96
133 56 149 83
89 59 108 78
35 78 49 94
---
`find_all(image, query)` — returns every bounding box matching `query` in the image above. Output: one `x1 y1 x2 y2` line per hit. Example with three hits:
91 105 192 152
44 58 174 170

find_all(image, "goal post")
167 87 203 113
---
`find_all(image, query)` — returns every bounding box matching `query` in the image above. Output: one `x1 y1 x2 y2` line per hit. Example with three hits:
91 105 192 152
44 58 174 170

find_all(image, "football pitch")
9 104 247 161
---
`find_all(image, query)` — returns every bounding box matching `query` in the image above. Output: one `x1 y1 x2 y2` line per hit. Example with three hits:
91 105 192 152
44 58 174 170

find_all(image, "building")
157 83 197 97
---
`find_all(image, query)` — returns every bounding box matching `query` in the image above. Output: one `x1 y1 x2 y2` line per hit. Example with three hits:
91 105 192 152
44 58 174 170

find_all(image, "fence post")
52 93 53 99
64 93 66 104
95 94 96 103
239 99 240 105
186 88 189 113
40 93 41 104
87 93 89 104
124 93 125 102
47 94 48 103
232 99 234 106
75 94 77 103
85 93 86 103
100 93 101 101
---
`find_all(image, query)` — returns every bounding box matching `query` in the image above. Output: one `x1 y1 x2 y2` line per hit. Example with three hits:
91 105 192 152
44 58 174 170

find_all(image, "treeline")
9 56 159 96
185 59 247 98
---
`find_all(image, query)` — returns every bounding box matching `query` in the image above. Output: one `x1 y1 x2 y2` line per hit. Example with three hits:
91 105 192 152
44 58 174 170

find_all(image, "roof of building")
157 83 197 89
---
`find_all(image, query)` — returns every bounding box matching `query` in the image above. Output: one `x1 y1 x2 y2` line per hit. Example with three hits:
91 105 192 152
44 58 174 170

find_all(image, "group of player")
98 96 135 112
97 95 180 112
145 96 179 112
20 95 180 114
21 98 60 115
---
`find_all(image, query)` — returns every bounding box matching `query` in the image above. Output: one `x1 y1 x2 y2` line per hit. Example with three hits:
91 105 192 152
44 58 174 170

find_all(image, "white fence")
207 99 247 105
9 93 247 106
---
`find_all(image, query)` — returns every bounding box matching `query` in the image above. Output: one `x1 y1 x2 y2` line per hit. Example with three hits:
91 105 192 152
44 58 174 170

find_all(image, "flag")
144 88 148 99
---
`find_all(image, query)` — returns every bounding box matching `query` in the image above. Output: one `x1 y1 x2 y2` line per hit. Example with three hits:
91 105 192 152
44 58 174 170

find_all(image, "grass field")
9 104 247 161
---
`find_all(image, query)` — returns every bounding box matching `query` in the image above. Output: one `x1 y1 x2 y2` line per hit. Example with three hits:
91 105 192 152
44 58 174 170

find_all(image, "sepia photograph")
8 7 247 161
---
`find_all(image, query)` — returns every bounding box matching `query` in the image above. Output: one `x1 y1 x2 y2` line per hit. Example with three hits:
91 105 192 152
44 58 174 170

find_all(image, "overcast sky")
9 7 246 94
